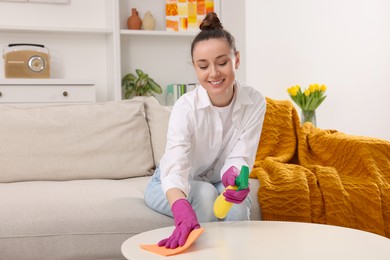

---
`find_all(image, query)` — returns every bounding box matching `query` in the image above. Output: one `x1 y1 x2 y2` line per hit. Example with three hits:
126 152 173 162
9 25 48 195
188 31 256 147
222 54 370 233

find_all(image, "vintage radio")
3 43 50 78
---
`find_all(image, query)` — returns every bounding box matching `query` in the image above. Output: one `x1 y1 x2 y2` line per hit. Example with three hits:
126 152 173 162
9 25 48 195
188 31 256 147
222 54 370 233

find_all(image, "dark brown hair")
191 12 237 60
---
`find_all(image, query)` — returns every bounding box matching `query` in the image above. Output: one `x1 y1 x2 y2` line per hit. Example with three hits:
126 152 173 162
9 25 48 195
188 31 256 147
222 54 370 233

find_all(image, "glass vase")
301 110 317 127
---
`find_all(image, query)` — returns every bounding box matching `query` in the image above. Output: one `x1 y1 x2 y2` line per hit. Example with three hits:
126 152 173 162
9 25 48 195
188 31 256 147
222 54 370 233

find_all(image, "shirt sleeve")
159 99 194 197
221 93 266 176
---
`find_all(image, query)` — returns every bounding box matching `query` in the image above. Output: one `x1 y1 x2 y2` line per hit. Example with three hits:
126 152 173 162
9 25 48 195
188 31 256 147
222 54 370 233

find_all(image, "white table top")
121 221 390 260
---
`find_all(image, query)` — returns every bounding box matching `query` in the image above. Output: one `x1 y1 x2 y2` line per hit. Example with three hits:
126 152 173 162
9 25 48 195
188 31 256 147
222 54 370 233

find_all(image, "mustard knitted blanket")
250 98 390 238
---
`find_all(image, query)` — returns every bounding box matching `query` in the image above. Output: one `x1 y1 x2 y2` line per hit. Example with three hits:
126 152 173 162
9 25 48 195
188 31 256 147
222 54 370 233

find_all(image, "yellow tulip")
309 84 316 93
314 83 320 91
294 85 301 95
320 84 327 92
287 86 299 96
290 87 298 96
304 89 310 96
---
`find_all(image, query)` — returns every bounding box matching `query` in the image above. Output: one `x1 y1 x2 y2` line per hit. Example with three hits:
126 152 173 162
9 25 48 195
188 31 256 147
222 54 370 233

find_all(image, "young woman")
144 12 266 249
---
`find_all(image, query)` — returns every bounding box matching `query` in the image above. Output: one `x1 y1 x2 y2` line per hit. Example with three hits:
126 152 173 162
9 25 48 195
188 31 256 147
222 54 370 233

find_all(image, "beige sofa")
0 96 261 260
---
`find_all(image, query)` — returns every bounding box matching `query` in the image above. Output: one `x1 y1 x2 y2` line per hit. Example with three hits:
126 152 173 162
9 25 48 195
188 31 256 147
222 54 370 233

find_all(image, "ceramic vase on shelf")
142 11 156 30
127 8 142 30
301 110 317 127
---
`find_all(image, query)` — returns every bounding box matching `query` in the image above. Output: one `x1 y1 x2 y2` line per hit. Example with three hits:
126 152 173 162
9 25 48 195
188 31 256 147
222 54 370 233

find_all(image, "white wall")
246 0 390 141
221 0 246 81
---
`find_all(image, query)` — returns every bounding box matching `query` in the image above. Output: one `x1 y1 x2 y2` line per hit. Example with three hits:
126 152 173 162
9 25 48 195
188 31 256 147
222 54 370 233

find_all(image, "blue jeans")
144 166 252 222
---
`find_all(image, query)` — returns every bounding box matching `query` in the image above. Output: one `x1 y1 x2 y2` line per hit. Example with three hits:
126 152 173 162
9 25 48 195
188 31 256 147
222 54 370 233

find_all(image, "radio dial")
28 55 45 73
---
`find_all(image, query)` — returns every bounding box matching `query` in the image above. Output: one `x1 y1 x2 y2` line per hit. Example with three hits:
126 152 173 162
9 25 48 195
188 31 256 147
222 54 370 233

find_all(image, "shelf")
120 29 199 37
0 25 112 35
0 79 95 86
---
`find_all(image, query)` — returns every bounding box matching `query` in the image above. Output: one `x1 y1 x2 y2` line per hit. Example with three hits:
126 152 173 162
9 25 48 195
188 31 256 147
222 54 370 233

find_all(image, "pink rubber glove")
221 166 240 187
158 198 200 249
223 187 250 204
222 166 250 204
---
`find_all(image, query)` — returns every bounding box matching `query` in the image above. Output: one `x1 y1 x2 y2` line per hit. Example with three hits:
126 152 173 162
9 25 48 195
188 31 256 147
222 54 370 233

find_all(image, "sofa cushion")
0 178 173 259
143 96 172 166
0 100 154 182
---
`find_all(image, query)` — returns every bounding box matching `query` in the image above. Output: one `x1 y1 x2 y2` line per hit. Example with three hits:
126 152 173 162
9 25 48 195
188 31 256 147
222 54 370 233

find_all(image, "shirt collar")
196 80 253 110
196 85 211 109
233 80 254 112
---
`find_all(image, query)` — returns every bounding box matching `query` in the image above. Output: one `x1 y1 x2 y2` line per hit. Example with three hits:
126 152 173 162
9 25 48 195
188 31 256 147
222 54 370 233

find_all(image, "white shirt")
212 95 235 161
159 80 266 197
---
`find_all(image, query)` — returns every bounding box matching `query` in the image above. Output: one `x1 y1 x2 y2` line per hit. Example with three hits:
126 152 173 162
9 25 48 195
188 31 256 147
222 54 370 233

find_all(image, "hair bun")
199 12 223 31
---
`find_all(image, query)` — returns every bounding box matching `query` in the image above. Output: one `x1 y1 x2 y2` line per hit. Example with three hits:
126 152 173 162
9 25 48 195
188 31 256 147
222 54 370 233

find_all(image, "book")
166 83 198 105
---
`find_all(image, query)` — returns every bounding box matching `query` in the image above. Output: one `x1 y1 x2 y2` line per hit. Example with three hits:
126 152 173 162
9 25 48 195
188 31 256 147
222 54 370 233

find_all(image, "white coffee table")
121 221 390 260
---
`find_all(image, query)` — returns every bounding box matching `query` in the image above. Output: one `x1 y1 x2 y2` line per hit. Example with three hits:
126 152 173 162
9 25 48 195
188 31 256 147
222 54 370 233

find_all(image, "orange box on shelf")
166 3 178 16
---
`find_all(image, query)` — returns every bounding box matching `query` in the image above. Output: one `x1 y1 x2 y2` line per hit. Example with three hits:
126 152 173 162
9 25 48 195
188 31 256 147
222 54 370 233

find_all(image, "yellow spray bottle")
213 165 249 219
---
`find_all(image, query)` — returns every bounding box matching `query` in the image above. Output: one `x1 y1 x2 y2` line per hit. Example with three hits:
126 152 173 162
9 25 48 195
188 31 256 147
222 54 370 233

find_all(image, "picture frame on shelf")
166 0 221 32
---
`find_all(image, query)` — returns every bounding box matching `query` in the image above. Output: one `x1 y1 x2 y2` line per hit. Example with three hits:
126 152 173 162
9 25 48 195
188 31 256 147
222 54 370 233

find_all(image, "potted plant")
122 69 163 99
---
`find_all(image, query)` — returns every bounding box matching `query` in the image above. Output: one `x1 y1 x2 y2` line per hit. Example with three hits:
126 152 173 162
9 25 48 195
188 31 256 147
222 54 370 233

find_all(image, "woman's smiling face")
192 38 240 107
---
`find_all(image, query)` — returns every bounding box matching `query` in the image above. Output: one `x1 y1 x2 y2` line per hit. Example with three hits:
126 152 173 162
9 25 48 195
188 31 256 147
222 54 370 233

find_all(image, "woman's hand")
223 187 250 204
221 166 239 187
158 198 200 249
221 166 250 204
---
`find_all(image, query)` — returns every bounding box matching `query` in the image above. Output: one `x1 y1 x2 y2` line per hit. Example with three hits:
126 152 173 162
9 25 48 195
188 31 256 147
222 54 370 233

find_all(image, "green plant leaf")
138 77 147 88
135 69 145 77
122 73 136 84
147 78 163 94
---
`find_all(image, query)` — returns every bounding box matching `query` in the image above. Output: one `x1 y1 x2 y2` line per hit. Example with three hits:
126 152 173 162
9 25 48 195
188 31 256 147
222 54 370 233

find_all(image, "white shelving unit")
0 0 222 104
120 30 198 37
0 25 112 35
0 79 96 103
